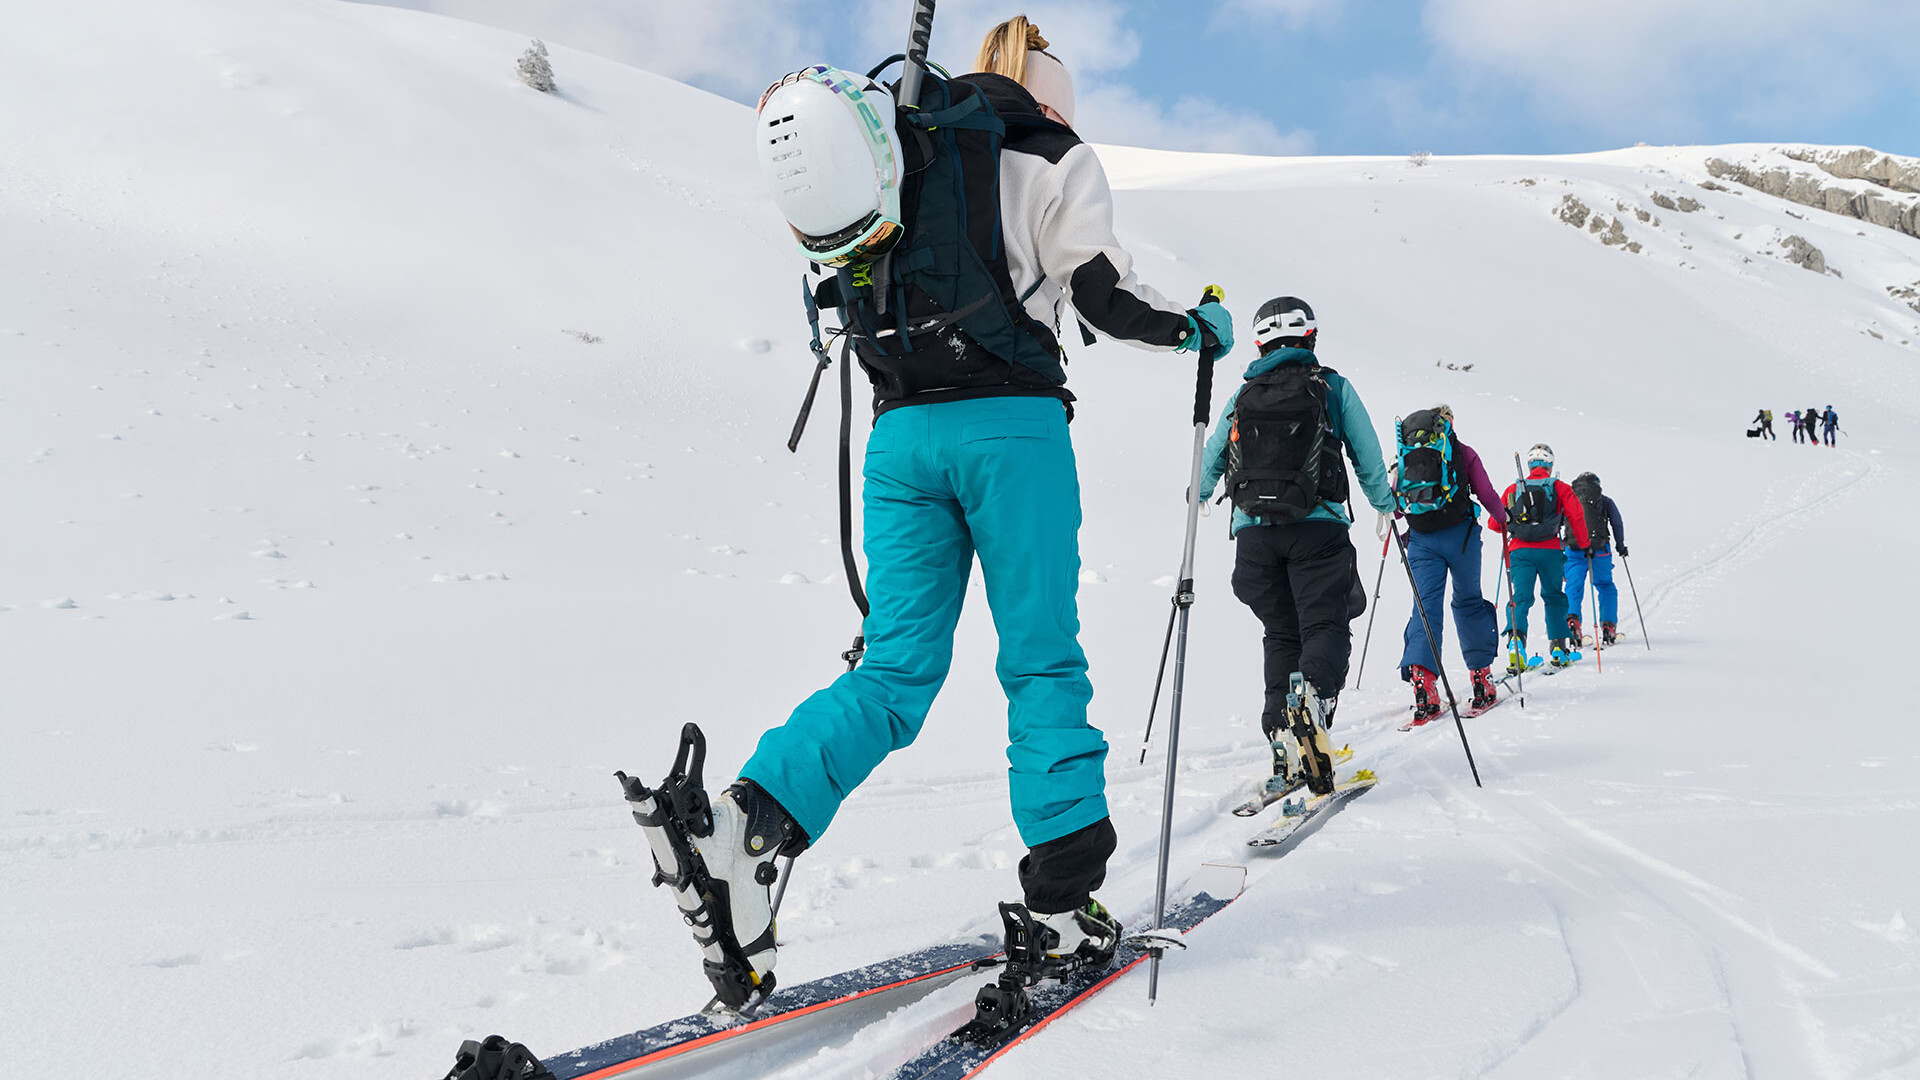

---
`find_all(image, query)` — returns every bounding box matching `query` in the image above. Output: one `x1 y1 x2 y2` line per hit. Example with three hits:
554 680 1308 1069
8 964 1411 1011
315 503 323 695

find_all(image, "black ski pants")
1230 520 1364 737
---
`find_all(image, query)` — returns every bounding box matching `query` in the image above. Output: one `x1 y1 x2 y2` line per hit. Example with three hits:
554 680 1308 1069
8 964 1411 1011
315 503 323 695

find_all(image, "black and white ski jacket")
979 79 1197 356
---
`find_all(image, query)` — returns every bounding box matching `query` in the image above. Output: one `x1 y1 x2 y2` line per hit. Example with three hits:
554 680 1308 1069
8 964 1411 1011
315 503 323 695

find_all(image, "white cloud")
1423 0 1920 140
1077 82 1315 155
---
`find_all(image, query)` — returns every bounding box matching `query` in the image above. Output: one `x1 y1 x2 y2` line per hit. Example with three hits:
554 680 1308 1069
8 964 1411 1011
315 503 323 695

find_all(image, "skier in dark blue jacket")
1563 472 1628 647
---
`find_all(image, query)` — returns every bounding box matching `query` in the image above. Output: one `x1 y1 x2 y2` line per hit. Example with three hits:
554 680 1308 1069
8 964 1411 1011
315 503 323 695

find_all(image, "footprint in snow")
39 597 78 610
1078 568 1107 584
780 572 810 585
216 610 253 621
142 953 202 969
1852 911 1916 944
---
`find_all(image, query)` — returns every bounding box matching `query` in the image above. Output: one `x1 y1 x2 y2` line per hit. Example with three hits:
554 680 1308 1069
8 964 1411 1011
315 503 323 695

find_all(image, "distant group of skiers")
626 13 1648 1016
1753 406 1841 446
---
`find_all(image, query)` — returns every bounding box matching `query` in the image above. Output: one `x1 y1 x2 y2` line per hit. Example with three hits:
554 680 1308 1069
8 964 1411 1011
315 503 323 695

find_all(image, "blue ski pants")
1398 521 1498 678
1504 546 1569 641
1563 550 1618 624
742 397 1107 851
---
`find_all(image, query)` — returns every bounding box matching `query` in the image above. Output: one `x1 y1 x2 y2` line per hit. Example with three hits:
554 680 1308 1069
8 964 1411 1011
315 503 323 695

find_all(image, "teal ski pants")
742 397 1107 850
1504 546 1570 641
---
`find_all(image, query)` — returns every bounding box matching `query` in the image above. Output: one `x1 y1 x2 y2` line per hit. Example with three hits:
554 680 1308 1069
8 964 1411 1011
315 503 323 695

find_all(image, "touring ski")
546 936 1002 1079
1246 771 1378 849
1230 744 1353 816
886 864 1247 1080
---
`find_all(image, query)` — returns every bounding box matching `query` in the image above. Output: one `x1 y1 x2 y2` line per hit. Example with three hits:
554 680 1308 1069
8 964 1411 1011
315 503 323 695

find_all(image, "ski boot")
1566 615 1583 647
1286 672 1337 795
1037 899 1122 966
1601 622 1618 647
1470 666 1498 711
1549 638 1577 668
617 725 805 1012
963 900 1122 1040
1406 665 1442 728
1504 632 1529 676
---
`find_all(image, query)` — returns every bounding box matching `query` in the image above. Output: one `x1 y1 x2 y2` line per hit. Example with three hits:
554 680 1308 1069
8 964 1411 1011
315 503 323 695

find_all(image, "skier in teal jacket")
1197 297 1393 793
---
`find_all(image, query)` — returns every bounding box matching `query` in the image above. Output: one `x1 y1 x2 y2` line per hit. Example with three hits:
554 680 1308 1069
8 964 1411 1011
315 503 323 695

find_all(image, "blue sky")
365 0 1919 157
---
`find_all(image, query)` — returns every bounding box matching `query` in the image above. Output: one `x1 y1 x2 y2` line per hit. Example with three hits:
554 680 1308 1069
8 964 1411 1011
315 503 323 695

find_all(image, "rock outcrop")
1555 196 1641 253
1706 157 1920 240
1783 148 1920 195
1782 235 1826 274
1891 282 1920 315
1651 192 1702 213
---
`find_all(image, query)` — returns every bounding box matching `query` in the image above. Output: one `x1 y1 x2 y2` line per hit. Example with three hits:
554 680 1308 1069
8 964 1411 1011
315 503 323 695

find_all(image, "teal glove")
1179 300 1234 358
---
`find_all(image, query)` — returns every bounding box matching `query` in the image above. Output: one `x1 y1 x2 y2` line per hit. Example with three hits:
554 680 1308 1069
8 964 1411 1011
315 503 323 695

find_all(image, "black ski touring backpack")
1505 475 1563 543
815 69 1065 409
1569 473 1609 552
1223 364 1349 522
1393 409 1469 532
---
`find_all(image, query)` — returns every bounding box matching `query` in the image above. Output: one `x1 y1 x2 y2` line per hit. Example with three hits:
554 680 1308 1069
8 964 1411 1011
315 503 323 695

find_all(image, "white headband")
1023 50 1075 129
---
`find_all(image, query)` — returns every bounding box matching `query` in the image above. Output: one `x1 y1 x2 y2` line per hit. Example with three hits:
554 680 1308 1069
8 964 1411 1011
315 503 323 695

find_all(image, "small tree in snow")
517 40 556 93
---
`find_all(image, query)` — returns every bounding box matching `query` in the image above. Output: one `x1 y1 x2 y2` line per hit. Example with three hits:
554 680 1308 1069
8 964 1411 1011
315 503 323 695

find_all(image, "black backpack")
1569 474 1609 552
1505 475 1563 543
441 1036 554 1080
820 70 1065 406
1223 364 1349 522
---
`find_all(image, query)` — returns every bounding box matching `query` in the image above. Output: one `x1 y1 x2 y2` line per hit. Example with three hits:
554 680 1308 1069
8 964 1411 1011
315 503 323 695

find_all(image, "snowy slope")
3 4 1917 1079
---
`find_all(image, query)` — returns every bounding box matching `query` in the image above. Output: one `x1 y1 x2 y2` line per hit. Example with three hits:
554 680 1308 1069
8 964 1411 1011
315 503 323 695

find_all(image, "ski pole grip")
1192 284 1223 427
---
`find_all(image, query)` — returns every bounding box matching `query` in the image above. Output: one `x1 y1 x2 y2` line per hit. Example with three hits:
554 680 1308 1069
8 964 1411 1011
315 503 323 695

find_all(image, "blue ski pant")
741 397 1107 853
1563 550 1618 624
1398 520 1498 678
1504 546 1569 642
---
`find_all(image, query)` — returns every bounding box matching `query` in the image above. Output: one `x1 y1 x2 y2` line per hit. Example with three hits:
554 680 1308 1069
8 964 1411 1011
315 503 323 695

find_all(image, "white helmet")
1253 296 1317 352
1526 443 1554 470
756 66 903 267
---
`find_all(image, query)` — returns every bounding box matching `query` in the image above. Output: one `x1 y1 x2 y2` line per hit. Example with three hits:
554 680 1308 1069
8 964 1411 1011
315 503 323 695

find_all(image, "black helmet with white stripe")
1253 296 1317 354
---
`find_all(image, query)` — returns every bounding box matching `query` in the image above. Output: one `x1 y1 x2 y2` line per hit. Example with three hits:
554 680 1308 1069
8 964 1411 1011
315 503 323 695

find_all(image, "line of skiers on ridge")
1750 406 1841 446
1199 298 1631 763
632 15 1649 1012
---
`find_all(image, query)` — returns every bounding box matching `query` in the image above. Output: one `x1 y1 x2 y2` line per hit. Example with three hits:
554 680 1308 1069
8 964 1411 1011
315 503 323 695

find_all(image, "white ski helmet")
756 66 904 268
1526 443 1555 470
1253 296 1317 352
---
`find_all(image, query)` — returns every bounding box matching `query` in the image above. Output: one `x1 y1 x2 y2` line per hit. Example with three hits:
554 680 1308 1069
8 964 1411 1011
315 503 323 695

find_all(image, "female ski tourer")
635 18 1237 1010
1390 405 1508 725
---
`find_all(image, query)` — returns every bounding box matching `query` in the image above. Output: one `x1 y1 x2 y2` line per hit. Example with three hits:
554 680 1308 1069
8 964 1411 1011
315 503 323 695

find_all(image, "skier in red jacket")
1491 444 1589 670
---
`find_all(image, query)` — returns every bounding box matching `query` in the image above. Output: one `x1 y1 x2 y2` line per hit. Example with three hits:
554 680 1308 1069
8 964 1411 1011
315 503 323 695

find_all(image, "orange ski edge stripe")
573 958 990 1080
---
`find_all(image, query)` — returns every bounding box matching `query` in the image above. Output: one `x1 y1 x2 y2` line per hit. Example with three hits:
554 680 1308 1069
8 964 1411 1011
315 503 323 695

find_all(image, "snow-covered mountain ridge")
4 3 1916 1079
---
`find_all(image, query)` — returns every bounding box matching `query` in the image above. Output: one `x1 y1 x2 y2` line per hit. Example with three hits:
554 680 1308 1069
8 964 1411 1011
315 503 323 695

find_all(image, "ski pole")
1352 529 1392 690
1393 524 1481 787
1144 285 1225 1005
1620 552 1650 650
896 0 937 110
1503 455 1529 706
